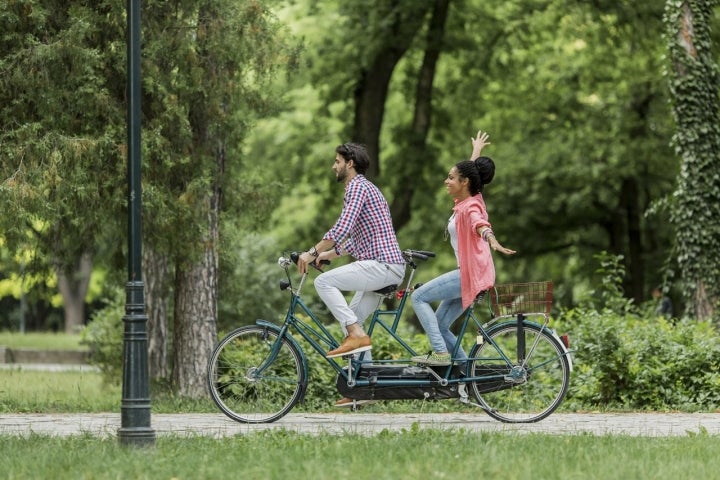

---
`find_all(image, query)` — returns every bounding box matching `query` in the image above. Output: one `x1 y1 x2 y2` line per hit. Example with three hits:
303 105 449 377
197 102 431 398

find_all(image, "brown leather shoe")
326 335 372 358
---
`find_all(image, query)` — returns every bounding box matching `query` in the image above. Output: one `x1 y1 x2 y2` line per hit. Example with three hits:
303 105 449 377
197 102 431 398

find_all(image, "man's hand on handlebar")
297 251 314 274
316 250 334 267
297 250 333 274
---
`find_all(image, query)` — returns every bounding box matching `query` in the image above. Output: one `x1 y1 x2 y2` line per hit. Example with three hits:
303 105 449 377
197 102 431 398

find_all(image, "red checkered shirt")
323 175 405 265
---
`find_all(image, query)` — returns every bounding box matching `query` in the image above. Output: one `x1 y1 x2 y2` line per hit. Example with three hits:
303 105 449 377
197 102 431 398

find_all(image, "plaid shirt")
323 175 405 265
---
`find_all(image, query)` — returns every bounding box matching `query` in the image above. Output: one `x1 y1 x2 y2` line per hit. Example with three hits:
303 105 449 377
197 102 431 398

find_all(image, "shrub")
554 252 720 411
80 289 124 385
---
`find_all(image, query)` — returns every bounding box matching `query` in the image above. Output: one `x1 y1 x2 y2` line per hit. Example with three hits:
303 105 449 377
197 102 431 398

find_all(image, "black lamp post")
118 0 155 447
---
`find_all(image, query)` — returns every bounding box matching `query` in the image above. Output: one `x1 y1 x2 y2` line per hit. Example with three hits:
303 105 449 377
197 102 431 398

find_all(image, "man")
652 286 673 320
297 142 405 364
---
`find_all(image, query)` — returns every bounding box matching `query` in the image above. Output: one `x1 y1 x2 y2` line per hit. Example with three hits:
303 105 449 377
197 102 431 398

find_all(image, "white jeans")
314 260 404 332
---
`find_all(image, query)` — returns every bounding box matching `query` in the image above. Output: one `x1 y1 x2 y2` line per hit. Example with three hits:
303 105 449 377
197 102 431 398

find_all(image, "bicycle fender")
490 320 574 372
254 319 310 387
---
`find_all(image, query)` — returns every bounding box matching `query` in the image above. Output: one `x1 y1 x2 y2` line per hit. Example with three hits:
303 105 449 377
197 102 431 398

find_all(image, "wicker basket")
489 281 553 317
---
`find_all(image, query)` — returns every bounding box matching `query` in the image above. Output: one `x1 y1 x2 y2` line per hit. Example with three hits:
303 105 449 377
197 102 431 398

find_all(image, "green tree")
1 1 299 397
258 0 680 312
136 0 299 396
0 1 126 333
439 0 678 306
664 0 720 320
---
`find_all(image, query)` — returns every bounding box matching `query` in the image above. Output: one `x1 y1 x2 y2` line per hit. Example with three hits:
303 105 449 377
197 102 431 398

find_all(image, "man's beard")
336 166 347 183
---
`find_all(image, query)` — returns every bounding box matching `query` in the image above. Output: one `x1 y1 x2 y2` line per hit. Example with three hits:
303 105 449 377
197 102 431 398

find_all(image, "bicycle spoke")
207 325 305 423
469 322 570 423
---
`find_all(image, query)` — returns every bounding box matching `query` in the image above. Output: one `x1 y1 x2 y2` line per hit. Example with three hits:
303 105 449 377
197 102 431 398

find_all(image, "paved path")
2 412 719 438
0 363 98 372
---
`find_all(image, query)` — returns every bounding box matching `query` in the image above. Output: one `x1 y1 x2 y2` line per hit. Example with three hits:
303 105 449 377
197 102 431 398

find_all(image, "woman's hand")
489 236 516 256
470 129 491 160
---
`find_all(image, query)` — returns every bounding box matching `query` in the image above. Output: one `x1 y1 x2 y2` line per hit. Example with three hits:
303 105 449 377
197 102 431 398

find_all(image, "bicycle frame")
209 252 573 423
253 251 427 385
254 251 572 393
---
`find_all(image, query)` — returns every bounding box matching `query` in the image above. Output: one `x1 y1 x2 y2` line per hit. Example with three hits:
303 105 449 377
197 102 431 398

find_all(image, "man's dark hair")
337 142 370 175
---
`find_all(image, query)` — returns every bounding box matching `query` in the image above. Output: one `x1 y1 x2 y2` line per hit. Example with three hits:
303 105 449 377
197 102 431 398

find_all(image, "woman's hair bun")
474 156 495 185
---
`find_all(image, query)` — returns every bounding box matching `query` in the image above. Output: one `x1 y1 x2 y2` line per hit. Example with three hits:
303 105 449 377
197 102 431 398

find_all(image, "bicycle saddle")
374 284 397 295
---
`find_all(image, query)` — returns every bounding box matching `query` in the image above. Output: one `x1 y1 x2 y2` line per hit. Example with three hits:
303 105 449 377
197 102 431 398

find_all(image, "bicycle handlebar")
402 249 436 261
278 252 330 272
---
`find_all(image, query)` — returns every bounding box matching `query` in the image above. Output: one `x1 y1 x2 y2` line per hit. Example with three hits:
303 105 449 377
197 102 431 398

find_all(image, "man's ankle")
346 323 365 337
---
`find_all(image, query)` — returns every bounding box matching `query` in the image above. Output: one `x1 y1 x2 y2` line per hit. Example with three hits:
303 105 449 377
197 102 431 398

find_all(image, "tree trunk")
351 3 432 179
665 0 720 320
169 3 224 398
56 252 92 334
143 245 171 381
390 0 449 230
620 177 644 305
172 237 218 398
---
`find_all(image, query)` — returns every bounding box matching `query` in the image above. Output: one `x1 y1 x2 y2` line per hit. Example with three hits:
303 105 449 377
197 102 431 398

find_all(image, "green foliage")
556 254 720 410
0 2 126 270
560 308 720 410
258 0 680 314
663 0 720 320
593 251 635 314
217 232 289 331
79 290 124 384
473 0 677 306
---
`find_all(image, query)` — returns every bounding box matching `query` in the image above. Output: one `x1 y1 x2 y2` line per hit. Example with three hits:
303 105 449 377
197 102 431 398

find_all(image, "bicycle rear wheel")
468 321 570 423
207 325 305 423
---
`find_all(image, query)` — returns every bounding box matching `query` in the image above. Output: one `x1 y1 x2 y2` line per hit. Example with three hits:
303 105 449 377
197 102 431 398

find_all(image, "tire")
468 321 570 423
207 325 306 423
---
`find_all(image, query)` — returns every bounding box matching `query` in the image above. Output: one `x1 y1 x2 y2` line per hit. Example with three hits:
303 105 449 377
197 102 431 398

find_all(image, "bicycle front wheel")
207 325 306 423
468 321 570 423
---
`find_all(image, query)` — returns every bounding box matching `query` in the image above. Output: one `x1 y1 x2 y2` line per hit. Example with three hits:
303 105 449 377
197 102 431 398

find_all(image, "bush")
557 308 720 411
554 252 720 411
80 289 124 385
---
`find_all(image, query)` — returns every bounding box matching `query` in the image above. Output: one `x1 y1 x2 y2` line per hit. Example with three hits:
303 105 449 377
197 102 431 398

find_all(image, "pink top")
453 194 495 309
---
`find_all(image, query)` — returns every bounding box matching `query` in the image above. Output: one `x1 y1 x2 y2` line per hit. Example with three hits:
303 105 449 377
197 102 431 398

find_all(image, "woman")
411 131 515 366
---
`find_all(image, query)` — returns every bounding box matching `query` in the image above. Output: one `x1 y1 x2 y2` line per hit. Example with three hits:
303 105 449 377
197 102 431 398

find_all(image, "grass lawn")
2 343 720 480
0 331 85 350
0 368 220 414
2 429 720 480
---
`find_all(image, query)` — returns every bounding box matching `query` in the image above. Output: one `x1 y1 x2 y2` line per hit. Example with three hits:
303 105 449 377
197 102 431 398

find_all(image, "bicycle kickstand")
458 383 487 410
345 355 356 387
341 355 371 410
457 384 491 412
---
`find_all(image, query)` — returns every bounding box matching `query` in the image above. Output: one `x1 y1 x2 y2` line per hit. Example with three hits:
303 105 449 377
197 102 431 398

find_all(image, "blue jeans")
411 269 467 360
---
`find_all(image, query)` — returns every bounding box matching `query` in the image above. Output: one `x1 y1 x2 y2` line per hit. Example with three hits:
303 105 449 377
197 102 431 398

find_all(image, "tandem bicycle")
207 249 573 424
